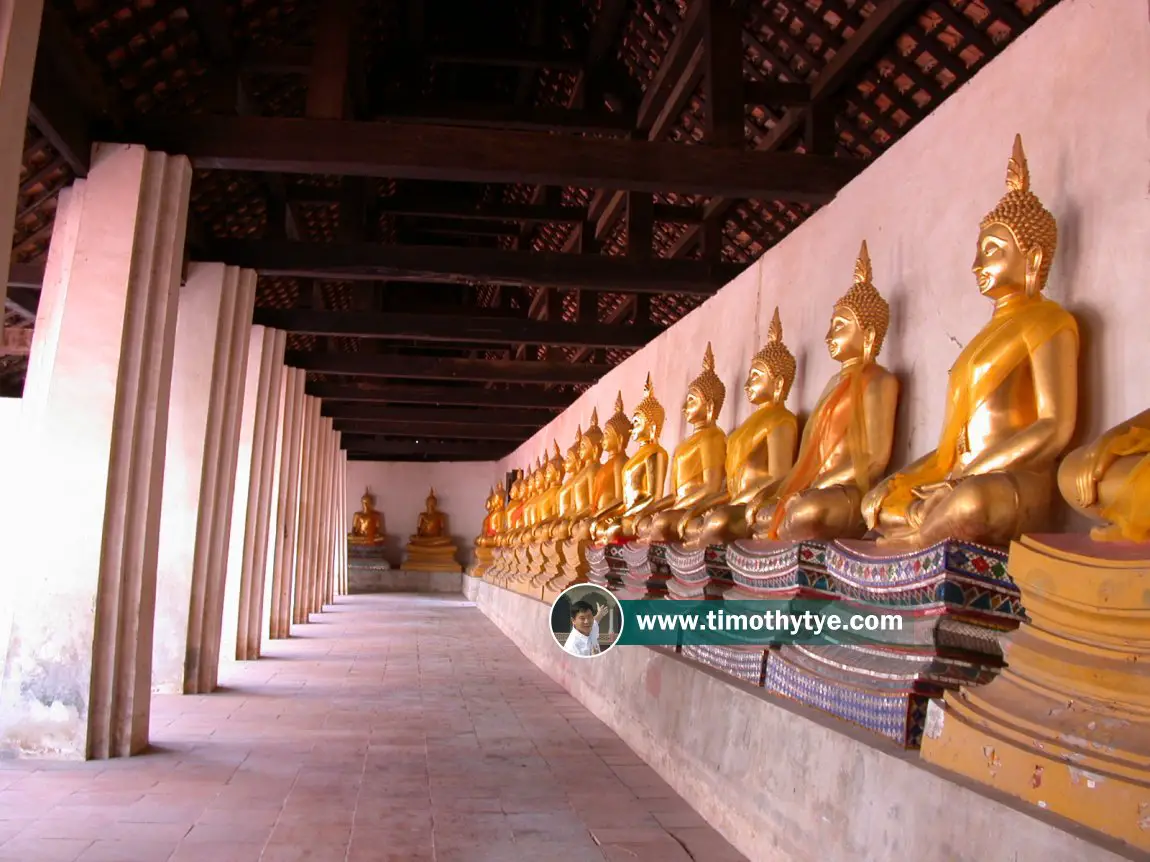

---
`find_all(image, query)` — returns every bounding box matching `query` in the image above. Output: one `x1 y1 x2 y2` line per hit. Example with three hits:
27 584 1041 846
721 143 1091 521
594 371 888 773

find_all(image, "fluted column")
152 264 256 695
269 368 306 639
0 0 43 326
222 326 286 663
0 145 191 759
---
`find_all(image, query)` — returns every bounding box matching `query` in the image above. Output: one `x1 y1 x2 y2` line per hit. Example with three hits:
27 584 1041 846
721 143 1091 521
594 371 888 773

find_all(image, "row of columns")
0 144 347 760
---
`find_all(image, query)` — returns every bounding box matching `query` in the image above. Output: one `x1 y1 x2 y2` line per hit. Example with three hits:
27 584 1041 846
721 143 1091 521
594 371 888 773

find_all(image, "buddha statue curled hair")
834 240 890 358
980 134 1058 292
605 392 631 441
688 343 726 418
752 307 797 401
633 374 666 437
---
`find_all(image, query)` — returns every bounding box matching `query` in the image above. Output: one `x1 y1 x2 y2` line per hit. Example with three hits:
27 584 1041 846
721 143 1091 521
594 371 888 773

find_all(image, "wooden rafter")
285 352 609 385
305 383 569 410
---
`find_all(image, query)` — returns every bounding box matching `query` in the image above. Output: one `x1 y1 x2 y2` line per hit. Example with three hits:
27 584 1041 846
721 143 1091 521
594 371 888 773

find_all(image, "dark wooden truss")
3 0 1065 457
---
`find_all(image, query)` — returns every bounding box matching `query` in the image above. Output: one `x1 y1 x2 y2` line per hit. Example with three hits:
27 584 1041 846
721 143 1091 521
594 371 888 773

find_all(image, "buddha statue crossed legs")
863 136 1079 547
747 241 899 541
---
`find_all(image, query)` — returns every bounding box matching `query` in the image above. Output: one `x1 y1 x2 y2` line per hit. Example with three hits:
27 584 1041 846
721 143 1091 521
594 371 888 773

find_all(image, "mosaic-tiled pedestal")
758 539 1024 748
665 543 736 600
586 543 627 592
682 644 771 686
724 539 837 601
347 543 391 593
616 542 672 599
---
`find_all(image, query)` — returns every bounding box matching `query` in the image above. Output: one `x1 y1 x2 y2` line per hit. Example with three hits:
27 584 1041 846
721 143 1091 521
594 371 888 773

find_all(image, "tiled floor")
0 593 746 862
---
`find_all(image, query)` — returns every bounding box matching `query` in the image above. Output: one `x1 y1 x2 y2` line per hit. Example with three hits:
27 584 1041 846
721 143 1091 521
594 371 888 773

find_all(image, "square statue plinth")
920 534 1150 851
585 543 627 592
724 539 837 601
665 543 736 600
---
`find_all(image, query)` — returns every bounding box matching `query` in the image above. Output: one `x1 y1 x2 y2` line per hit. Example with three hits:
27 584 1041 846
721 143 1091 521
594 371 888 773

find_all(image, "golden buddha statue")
682 308 799 547
573 394 631 542
863 135 1079 548
498 473 525 547
550 425 590 541
348 488 386 545
403 487 460 571
634 344 728 543
1058 408 1150 542
590 375 669 544
528 442 565 542
557 410 606 541
476 483 505 547
748 241 899 541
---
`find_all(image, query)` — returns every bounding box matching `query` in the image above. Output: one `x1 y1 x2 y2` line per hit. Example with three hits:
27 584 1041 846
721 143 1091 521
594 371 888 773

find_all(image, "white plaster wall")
499 0 1150 505
345 461 496 566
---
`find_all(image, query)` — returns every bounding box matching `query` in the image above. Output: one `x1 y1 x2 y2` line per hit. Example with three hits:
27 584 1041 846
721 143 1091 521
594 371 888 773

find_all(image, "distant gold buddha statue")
404 487 459 571
498 473 525 546
349 488 386 545
550 425 591 541
573 395 629 542
476 483 505 547
748 241 899 541
1058 409 1150 543
590 375 669 544
683 308 799 547
529 443 565 542
557 411 605 541
863 136 1078 548
635 344 728 543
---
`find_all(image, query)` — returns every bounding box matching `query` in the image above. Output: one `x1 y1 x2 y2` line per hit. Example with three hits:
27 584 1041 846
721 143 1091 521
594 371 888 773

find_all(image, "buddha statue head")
579 407 606 465
493 481 505 509
631 374 666 444
425 487 439 512
684 343 725 427
361 489 375 512
510 472 523 502
564 427 583 477
828 240 890 365
545 441 563 485
974 134 1057 299
603 392 631 456
746 307 796 406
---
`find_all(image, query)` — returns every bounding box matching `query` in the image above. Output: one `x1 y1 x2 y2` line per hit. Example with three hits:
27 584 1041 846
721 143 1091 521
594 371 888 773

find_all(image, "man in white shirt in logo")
563 599 610 657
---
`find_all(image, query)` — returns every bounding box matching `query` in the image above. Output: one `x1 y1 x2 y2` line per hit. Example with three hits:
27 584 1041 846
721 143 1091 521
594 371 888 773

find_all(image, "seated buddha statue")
635 344 728 543
863 135 1078 548
498 473 525 547
555 411 605 541
1058 408 1150 543
748 241 899 541
590 375 669 544
476 483 506 547
550 424 592 541
682 308 799 547
572 395 630 542
403 488 460 571
528 442 565 542
348 489 386 545
507 462 541 546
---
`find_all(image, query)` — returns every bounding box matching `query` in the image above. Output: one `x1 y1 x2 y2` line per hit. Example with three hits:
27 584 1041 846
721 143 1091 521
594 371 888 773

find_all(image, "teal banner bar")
614 600 920 647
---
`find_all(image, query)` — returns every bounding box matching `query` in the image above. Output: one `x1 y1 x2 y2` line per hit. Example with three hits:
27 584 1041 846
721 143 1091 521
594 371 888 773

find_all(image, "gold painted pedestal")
403 541 461 573
920 534 1150 852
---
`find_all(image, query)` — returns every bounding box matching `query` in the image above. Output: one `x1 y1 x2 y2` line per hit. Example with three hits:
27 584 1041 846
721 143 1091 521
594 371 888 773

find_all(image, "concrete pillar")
0 145 192 759
269 368 306 639
222 327 286 663
0 0 44 328
152 264 256 695
293 398 321 624
314 418 335 613
337 447 348 596
260 364 289 644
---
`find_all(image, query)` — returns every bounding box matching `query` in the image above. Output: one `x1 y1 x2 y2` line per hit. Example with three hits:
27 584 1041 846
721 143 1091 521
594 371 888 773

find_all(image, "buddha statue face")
631 409 654 444
683 387 709 425
579 430 604 464
603 424 623 455
826 306 868 364
745 362 784 406
564 443 580 476
973 223 1037 299
361 494 374 512
425 492 438 512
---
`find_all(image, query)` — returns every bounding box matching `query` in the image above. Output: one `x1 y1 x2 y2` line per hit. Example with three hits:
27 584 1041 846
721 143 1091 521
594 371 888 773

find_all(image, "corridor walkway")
0 594 746 862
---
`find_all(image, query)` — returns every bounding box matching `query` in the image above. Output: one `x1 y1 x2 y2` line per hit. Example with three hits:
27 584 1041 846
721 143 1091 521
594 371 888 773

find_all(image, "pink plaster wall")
498 0 1150 505
345 461 493 566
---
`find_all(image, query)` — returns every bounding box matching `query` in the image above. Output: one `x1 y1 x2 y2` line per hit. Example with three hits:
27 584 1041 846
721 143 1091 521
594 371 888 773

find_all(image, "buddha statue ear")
861 327 877 364
772 373 786 405
1024 245 1044 298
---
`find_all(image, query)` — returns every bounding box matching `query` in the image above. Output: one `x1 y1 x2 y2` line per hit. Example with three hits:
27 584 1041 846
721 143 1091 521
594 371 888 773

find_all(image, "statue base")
541 538 590 604
717 538 1025 748
402 545 461 573
616 541 673 600
468 544 494 578
348 541 391 593
681 644 771 686
664 543 736 600
919 534 1150 851
586 543 628 592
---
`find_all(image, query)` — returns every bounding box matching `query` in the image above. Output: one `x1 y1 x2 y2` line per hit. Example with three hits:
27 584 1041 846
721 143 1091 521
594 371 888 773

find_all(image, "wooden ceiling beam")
286 351 608 385
305 382 569 410
255 308 662 348
344 438 511 460
243 44 584 75
332 420 529 441
667 0 925 259
209 240 742 294
122 116 864 203
321 403 548 426
374 100 634 135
